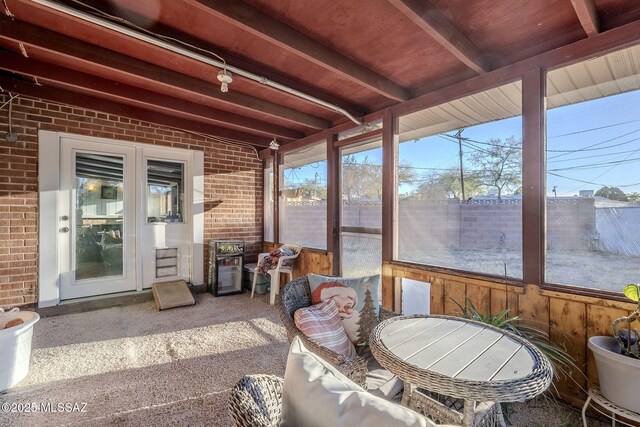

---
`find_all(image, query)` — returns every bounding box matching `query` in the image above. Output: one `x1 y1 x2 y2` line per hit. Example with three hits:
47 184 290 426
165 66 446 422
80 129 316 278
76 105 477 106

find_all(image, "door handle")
59 227 69 233
60 215 69 221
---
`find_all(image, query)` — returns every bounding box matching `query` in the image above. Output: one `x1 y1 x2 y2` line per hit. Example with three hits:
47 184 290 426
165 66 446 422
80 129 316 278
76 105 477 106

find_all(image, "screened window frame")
278 140 329 251
259 39 640 303
541 43 640 296
337 135 384 278
392 80 526 283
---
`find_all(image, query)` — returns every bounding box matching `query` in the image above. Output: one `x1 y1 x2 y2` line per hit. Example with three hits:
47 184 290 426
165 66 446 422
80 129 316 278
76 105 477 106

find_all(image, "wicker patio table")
370 315 553 427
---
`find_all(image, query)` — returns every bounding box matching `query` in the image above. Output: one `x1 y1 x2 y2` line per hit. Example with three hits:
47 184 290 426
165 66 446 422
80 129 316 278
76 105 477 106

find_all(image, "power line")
439 134 495 155
443 133 519 150
548 172 640 188
548 119 640 138
442 127 640 160
548 157 640 172
548 148 640 163
547 130 640 157
569 142 640 192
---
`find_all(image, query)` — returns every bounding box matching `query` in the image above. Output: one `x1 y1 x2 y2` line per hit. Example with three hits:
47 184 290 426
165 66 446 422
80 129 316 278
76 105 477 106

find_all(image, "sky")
283 87 640 199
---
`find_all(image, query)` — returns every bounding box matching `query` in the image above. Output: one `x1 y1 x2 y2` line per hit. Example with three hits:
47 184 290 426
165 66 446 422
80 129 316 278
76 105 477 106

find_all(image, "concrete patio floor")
0 292 612 426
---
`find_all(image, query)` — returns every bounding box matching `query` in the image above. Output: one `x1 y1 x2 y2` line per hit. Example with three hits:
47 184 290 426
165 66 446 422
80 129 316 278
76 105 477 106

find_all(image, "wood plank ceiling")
1 0 640 149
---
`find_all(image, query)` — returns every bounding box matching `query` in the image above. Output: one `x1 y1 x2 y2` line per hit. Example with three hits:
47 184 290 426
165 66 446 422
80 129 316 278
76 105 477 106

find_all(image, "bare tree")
342 155 415 202
297 175 327 199
470 136 522 199
413 168 483 200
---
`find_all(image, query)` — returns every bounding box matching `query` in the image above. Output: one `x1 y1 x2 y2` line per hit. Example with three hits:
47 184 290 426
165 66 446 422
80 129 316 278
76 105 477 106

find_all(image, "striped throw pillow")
294 299 358 361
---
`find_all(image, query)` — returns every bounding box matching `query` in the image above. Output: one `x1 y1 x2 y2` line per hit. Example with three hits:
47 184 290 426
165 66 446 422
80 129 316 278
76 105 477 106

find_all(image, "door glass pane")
147 160 184 223
75 153 124 280
341 142 382 278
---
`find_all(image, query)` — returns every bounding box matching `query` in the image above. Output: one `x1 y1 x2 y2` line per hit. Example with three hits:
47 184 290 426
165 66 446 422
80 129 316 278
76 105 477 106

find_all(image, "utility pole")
455 129 466 200
313 172 320 198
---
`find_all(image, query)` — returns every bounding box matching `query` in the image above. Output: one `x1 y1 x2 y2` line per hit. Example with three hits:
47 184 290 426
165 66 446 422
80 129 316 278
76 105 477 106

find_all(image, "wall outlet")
4 133 17 143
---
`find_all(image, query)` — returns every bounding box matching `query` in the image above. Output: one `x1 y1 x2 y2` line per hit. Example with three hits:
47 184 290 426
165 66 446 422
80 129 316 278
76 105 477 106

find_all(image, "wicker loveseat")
275 275 401 394
228 374 283 427
228 374 456 427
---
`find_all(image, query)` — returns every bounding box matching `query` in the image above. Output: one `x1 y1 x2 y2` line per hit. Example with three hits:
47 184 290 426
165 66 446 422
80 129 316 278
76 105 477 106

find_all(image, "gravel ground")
507 397 611 427
342 239 640 293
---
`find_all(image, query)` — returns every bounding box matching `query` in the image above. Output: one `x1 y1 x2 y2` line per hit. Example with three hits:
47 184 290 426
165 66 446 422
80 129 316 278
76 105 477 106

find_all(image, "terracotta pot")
588 336 640 413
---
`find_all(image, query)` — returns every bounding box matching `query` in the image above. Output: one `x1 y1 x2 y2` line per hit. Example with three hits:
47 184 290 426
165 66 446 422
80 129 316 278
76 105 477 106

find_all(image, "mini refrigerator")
208 240 244 296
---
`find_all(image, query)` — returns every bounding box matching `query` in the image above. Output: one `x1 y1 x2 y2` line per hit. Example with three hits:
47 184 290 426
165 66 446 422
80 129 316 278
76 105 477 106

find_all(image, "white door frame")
38 131 204 307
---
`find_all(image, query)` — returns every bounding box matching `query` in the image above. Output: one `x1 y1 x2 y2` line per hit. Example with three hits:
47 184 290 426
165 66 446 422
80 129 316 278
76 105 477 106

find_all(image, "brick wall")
0 94 263 309
398 199 460 252
459 200 522 250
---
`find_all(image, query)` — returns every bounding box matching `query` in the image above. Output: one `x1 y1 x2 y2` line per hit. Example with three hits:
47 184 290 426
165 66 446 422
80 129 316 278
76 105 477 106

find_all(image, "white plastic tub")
0 308 40 391
588 335 640 413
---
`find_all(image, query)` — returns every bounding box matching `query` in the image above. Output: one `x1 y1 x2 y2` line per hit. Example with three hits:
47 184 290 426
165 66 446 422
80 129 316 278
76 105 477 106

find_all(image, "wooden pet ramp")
152 280 195 311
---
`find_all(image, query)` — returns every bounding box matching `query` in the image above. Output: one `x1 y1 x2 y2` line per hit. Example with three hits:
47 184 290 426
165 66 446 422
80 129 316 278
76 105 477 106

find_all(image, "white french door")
59 138 137 299
39 131 203 306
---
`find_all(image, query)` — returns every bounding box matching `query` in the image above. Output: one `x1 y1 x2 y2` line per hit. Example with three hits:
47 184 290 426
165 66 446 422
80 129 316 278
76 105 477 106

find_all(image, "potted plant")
588 284 640 413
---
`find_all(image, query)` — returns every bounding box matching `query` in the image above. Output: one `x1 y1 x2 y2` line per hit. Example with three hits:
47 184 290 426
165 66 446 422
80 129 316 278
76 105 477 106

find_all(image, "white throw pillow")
280 336 434 427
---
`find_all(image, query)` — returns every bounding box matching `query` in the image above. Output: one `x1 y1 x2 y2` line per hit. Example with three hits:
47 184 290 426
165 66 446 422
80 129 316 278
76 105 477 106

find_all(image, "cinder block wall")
0 94 263 309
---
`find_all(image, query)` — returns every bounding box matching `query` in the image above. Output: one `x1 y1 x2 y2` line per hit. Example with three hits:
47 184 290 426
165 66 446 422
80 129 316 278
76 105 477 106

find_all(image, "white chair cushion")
281 336 435 427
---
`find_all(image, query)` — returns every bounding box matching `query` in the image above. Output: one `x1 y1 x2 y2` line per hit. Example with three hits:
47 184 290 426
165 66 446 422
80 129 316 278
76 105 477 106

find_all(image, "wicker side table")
370 315 554 427
582 387 640 427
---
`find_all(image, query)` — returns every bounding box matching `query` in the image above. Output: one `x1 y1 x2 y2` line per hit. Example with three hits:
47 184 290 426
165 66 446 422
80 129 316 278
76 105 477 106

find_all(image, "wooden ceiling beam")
186 0 411 102
125 20 366 118
0 16 329 131
0 50 303 141
389 0 491 74
393 18 640 117
0 74 271 146
262 18 640 158
13 0 364 118
571 0 600 37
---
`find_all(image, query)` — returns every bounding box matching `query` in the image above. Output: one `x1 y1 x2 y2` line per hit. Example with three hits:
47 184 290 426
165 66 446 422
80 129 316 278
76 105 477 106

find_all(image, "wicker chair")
276 275 399 389
228 374 283 427
228 374 458 427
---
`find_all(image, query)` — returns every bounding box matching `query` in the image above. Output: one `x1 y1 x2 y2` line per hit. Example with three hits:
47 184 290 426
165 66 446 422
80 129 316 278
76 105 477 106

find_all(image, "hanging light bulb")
217 68 233 93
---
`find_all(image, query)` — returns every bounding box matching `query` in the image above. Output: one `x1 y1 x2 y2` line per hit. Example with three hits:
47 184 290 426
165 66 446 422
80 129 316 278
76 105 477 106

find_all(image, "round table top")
370 315 553 403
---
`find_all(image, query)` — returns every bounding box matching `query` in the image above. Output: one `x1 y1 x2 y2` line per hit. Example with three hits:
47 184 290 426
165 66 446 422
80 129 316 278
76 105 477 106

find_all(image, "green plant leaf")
623 284 640 302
